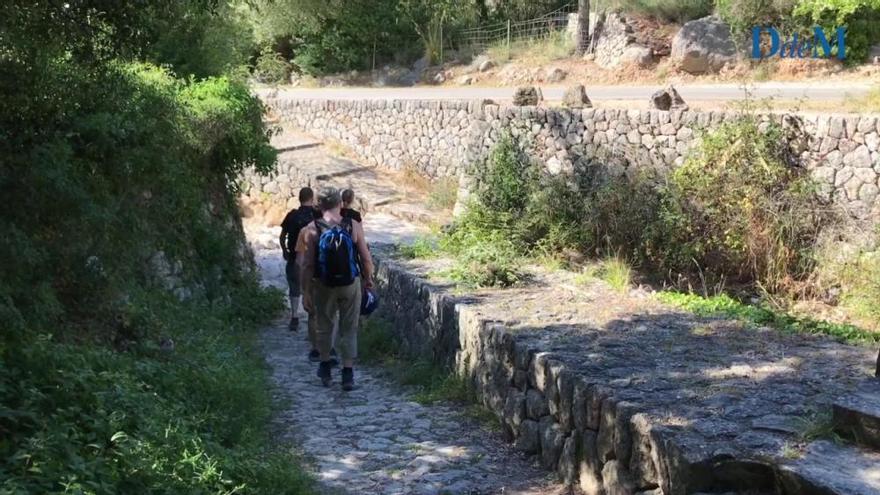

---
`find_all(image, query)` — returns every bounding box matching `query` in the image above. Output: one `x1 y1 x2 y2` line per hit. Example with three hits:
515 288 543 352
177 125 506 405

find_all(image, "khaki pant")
314 278 361 361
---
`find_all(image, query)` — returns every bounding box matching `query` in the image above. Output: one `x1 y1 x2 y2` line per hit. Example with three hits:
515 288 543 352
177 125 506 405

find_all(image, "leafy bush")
794 0 880 62
0 287 316 494
660 116 827 292
440 208 523 288
440 114 829 296
717 0 799 37
0 4 310 491
253 46 292 84
608 0 715 23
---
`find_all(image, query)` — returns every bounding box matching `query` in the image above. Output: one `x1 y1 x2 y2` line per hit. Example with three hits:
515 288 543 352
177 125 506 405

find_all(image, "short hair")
341 188 355 205
298 187 314 204
318 187 342 211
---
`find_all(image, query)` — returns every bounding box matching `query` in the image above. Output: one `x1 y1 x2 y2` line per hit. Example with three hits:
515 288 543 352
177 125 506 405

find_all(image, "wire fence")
455 3 579 54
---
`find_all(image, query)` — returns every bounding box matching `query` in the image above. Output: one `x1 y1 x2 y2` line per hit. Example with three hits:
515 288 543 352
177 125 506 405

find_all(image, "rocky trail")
243 136 566 494
247 223 565 495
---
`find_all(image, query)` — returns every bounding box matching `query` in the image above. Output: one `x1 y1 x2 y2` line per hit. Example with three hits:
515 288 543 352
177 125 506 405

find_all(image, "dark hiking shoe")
341 367 354 391
308 349 320 362
288 316 299 332
317 361 332 387
329 348 339 367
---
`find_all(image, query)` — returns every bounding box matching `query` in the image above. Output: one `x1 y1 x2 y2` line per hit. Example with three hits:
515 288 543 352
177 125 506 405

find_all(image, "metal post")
439 21 443 64
506 19 511 59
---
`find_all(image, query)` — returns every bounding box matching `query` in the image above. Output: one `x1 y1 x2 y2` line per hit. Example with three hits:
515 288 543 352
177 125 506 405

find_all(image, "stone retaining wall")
259 94 880 220
374 252 877 494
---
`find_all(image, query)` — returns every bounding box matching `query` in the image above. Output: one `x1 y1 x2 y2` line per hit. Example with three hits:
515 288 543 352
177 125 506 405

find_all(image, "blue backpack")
315 218 359 287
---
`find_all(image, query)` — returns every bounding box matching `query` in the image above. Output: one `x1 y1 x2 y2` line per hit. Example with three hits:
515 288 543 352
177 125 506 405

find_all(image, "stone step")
833 380 880 450
777 440 880 495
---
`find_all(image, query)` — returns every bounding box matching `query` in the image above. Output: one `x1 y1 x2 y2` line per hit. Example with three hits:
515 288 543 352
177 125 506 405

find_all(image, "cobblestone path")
248 223 566 495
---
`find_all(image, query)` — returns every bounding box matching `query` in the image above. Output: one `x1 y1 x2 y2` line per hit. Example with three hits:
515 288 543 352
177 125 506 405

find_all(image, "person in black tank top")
279 187 320 332
341 188 362 223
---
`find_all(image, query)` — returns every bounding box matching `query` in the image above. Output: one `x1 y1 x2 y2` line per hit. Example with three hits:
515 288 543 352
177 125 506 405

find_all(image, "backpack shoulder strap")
314 219 329 232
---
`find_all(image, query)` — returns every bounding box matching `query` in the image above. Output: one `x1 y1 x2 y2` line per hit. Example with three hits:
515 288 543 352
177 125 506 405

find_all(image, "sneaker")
341 367 354 391
308 349 320 362
328 348 339 367
317 361 332 387
288 316 299 332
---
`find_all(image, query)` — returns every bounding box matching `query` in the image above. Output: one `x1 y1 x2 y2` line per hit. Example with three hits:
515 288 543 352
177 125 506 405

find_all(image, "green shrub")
0 286 315 494
717 0 799 37
794 0 880 62
659 116 827 292
440 208 523 288
608 0 715 23
473 133 536 216
253 46 292 84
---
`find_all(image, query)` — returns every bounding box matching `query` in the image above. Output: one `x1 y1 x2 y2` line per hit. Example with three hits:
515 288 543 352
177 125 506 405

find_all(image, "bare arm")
353 220 374 287
300 225 318 310
279 228 289 260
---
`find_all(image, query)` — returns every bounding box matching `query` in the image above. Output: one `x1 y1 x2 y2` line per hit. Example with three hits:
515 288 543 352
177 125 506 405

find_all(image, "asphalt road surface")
261 82 873 102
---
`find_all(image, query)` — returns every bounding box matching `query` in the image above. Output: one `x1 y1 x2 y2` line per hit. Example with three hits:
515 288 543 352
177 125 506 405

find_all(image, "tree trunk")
575 0 590 56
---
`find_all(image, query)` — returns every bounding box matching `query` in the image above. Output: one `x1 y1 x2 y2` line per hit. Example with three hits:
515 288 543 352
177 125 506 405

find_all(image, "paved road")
261 82 873 102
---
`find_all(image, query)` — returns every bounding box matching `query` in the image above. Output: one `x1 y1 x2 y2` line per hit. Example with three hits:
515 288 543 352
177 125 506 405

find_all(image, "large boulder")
513 86 540 106
562 84 592 108
650 85 689 111
671 16 737 74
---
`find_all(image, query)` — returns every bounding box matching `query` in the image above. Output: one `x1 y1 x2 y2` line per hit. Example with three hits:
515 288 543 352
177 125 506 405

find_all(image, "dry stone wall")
259 94 880 220
374 251 880 494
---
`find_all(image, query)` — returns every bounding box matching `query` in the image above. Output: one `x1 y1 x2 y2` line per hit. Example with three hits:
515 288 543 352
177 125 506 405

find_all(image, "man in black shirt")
279 187 321 332
341 188 362 223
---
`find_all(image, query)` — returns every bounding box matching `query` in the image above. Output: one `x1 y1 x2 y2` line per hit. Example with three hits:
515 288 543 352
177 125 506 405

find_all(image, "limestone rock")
515 419 540 454
457 75 474 86
513 86 540 106
562 84 593 108
558 434 578 485
602 460 636 495
620 45 653 67
539 416 565 470
671 16 737 74
545 67 568 83
478 58 496 72
526 389 550 419
650 85 689 112
504 389 527 428
832 383 880 449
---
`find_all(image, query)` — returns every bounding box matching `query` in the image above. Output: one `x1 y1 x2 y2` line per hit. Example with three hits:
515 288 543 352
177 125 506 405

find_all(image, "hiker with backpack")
301 187 374 391
280 187 321 332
